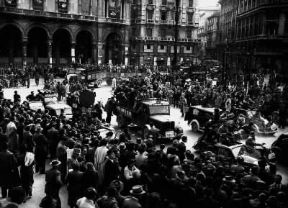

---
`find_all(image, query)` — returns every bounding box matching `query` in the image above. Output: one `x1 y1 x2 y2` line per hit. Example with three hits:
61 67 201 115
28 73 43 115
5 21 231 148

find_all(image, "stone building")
129 0 200 66
0 0 200 67
197 7 220 61
216 0 288 80
235 0 288 79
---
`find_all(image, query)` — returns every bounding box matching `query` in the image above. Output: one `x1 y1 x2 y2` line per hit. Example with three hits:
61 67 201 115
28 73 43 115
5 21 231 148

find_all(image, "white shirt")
94 146 108 170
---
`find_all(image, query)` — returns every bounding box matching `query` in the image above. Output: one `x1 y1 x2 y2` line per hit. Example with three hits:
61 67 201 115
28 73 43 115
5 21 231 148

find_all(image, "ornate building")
129 0 200 66
235 0 288 79
215 0 288 79
197 7 220 61
0 0 200 67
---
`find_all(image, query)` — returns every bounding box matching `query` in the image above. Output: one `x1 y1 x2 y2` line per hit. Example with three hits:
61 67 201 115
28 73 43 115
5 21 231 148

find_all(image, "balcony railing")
0 6 97 21
237 0 288 15
146 19 155 24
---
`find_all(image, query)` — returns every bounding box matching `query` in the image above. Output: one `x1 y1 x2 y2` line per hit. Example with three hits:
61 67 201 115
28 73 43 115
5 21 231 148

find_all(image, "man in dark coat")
45 160 62 208
47 124 60 159
33 126 48 174
103 148 120 190
0 138 21 198
66 161 84 208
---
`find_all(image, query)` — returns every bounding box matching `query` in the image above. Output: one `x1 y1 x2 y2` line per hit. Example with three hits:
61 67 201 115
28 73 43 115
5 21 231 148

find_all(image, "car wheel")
191 122 198 133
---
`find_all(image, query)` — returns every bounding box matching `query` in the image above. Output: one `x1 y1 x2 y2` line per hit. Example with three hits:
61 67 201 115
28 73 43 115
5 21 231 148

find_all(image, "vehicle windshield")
55 108 72 116
149 105 170 115
232 146 242 157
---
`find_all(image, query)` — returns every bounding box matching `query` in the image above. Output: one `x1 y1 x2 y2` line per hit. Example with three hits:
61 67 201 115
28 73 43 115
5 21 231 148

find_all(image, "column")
278 13 286 36
92 42 97 64
98 42 104 64
262 13 266 35
71 42 76 63
22 38 28 68
48 39 53 68
123 44 129 65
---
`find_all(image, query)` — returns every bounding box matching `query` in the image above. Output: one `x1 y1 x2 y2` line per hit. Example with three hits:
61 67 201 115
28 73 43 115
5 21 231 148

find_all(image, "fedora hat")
50 160 61 167
222 175 236 184
129 185 146 196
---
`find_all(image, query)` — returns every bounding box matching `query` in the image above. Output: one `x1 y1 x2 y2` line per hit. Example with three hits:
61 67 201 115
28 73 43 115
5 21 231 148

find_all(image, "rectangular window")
58 0 69 13
146 28 153 37
160 28 166 37
189 0 194 7
187 13 193 24
187 46 190 50
147 0 153 4
33 0 44 10
147 44 151 49
147 10 154 20
161 11 167 21
160 45 165 50
186 30 191 38
4 0 17 7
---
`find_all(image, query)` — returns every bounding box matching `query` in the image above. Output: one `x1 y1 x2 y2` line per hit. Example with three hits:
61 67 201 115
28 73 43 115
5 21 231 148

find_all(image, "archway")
105 33 122 65
52 29 71 65
0 25 23 64
27 27 48 64
76 31 92 64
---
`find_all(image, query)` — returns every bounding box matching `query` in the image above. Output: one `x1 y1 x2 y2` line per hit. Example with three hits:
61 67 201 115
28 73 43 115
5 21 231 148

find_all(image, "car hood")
150 115 174 123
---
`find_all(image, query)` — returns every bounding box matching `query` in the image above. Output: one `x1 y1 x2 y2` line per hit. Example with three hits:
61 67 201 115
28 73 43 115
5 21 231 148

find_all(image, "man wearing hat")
33 126 48 174
45 160 62 208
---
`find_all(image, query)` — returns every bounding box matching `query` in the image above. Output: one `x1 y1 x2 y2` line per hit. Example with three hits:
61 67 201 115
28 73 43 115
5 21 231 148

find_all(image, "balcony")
237 0 288 16
187 7 196 13
146 4 156 10
159 20 174 25
236 34 288 42
187 21 199 27
0 6 97 21
146 19 155 24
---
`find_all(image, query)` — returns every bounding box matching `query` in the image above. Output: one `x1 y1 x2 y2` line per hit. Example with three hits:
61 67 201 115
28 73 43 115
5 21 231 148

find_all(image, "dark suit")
103 159 120 189
0 150 20 198
66 170 84 207
45 168 62 208
47 127 60 159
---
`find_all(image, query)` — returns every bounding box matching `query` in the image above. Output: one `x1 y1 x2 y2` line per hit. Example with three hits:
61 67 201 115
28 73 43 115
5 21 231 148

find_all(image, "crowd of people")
0 64 287 208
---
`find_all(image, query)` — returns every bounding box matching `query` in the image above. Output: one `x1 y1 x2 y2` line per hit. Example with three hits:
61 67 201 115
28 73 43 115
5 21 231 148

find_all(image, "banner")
58 0 68 13
108 0 121 19
33 0 44 10
5 0 17 7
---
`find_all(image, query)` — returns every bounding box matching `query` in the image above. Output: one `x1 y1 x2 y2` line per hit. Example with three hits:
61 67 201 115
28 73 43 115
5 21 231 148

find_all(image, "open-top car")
115 98 182 143
184 105 215 132
28 101 45 112
234 108 277 135
46 102 73 120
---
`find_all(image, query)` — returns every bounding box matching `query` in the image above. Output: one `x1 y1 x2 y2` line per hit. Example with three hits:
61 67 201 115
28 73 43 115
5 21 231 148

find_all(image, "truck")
115 98 182 142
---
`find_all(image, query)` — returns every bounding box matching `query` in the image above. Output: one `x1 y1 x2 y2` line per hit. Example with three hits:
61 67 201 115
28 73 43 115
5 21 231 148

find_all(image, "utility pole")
172 0 180 73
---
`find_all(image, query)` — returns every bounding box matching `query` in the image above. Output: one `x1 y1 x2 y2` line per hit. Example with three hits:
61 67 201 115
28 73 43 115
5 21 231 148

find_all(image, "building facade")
235 0 288 79
197 8 220 61
215 0 288 79
129 0 200 66
0 0 200 67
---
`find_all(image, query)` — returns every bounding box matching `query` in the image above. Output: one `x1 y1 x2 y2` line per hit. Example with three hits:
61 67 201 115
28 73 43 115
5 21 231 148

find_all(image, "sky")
197 0 219 8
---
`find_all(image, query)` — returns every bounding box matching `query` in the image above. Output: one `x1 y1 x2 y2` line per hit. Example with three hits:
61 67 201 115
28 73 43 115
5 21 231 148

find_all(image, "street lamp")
172 0 180 73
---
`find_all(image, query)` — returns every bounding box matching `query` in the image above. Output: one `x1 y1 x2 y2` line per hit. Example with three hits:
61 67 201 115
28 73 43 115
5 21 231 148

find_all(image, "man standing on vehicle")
13 91 20 104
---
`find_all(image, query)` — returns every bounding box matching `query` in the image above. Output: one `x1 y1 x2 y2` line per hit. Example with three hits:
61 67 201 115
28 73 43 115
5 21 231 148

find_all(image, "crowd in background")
0 64 287 208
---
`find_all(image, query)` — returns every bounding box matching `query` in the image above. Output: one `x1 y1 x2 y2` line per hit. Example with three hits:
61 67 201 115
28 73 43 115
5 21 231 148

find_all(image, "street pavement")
2 78 288 208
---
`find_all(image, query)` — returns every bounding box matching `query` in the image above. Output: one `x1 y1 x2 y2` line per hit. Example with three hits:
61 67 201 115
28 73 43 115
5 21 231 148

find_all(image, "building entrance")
105 33 122 65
